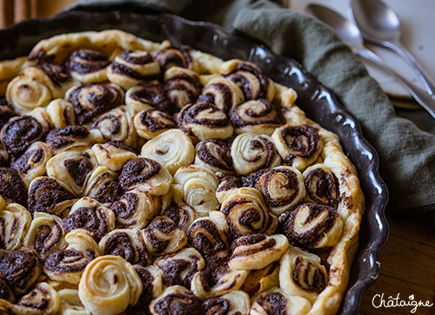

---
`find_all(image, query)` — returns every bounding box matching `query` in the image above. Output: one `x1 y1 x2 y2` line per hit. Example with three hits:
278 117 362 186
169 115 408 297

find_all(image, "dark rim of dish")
0 7 390 315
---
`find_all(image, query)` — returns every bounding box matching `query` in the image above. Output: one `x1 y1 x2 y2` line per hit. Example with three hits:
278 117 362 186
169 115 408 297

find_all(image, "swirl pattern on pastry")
271 123 322 171
220 187 278 238
46 125 102 154
107 50 161 89
99 228 150 266
0 167 28 206
14 282 60 315
134 109 177 140
279 246 328 303
45 99 76 128
187 211 230 262
78 255 143 315
154 247 205 288
255 166 306 216
125 82 171 113
162 201 198 233
140 129 195 175
220 60 274 101
129 265 163 313
173 165 220 216
92 142 137 172
303 164 338 207
66 83 124 125
62 197 115 241
84 166 123 204
27 176 76 215
66 49 111 83
23 212 67 259
154 45 193 71
149 285 203 315
43 229 100 284
229 234 289 271
230 99 283 135
280 203 343 249
6 75 51 114
216 175 242 204
194 139 234 176
0 203 32 251
119 157 172 196
164 67 202 109
250 287 311 315
203 290 250 315
231 133 280 176
110 189 160 229
177 102 233 141
0 247 42 295
142 216 188 256
198 77 244 114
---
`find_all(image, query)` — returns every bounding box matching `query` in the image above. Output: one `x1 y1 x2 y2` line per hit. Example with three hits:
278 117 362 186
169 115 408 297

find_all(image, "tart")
0 29 364 315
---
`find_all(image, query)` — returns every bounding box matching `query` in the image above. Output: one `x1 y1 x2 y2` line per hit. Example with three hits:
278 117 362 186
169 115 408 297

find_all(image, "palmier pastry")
154 45 193 71
0 203 32 251
45 99 76 128
162 201 198 232
303 164 338 207
125 82 171 113
129 264 163 313
0 167 28 206
45 125 102 154
78 255 143 315
66 49 111 83
198 77 244 114
91 141 137 172
134 108 177 140
83 166 122 204
107 49 161 89
149 285 204 315
13 282 60 315
250 287 311 315
216 175 243 203
164 66 202 109
203 290 250 315
194 139 234 176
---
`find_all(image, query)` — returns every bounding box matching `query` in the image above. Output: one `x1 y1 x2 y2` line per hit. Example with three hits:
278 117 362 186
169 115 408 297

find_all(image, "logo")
372 293 433 313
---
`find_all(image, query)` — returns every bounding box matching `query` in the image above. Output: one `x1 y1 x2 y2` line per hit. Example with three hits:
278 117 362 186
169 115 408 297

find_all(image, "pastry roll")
173 165 220 216
134 109 177 140
230 99 283 135
107 50 161 89
23 212 67 259
255 166 306 216
46 126 103 154
110 189 160 229
6 75 51 114
271 123 322 171
228 234 289 271
78 255 143 315
280 203 343 249
149 285 203 315
164 67 202 109
216 175 242 204
62 197 115 241
241 262 280 296
0 203 32 251
231 133 280 175
194 139 234 176
91 105 137 147
187 211 230 261
83 166 122 204
203 290 250 315
119 157 172 196
27 176 77 216
45 99 76 128
66 83 124 125
91 142 137 172
14 282 60 315
0 167 28 206
46 148 98 195
125 82 171 113
66 49 111 83
303 164 338 207
129 265 163 313
162 201 198 233
99 228 150 266
198 77 244 114
57 289 88 315
43 229 100 284
154 45 193 71
142 216 188 256
177 102 234 141
220 60 274 102
279 246 328 303
154 247 206 288
250 287 311 315
0 247 42 295
220 187 278 238
140 129 195 175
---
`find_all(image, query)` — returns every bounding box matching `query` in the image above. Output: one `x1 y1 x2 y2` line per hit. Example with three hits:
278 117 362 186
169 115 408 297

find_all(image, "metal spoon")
305 4 435 119
350 0 435 97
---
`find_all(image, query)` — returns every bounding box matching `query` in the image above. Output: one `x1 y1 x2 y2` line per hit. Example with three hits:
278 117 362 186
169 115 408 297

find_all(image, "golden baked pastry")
0 29 364 315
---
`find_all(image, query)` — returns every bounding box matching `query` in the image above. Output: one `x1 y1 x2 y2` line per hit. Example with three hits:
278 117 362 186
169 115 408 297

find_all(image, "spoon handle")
357 48 435 119
382 40 435 97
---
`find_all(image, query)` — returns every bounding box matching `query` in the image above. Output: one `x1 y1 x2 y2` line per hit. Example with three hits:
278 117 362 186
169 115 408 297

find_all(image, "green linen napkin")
69 0 435 217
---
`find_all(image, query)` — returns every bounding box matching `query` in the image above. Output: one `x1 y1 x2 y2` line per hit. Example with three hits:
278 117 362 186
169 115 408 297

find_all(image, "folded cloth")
69 0 435 217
